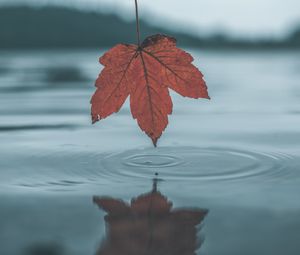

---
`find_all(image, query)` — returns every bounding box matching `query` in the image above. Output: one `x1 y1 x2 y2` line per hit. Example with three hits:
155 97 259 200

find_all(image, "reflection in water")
93 176 208 255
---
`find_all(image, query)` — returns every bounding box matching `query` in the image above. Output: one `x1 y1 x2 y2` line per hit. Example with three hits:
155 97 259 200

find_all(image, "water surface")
0 49 300 255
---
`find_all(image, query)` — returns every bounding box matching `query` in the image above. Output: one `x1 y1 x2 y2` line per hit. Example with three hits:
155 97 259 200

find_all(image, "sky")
1 0 300 38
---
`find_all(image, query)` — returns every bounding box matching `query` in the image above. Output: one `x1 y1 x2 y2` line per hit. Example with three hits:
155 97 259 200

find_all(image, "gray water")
0 49 299 255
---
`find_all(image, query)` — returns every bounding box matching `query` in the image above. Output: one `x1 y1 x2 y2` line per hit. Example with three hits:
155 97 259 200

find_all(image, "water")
0 49 300 255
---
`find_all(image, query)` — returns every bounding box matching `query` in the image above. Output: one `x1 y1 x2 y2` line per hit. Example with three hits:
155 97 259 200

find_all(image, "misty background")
0 0 300 48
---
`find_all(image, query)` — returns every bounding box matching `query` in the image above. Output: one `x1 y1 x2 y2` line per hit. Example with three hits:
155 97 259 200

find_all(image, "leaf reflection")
93 177 208 255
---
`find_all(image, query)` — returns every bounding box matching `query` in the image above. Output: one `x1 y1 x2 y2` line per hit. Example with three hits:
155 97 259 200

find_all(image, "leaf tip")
91 114 101 124
152 138 158 147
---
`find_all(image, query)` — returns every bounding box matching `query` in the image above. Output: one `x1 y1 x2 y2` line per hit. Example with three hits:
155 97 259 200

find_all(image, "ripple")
122 154 184 168
11 147 299 190
100 147 298 182
13 150 105 190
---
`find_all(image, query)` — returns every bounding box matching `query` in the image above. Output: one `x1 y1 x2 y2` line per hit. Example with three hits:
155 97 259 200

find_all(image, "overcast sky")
1 0 300 38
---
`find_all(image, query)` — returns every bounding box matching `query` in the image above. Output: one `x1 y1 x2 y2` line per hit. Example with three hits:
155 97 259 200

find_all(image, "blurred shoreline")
0 6 299 50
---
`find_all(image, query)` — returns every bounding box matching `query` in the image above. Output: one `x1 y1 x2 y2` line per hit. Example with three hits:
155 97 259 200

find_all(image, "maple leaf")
91 34 209 146
93 179 208 255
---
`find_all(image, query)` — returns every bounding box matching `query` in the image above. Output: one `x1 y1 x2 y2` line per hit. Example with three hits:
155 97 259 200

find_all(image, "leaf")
91 34 209 146
93 185 208 255
93 196 131 215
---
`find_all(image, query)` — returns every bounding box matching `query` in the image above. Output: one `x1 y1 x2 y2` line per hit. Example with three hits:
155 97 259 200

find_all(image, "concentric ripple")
100 147 298 182
123 154 184 168
9 147 299 191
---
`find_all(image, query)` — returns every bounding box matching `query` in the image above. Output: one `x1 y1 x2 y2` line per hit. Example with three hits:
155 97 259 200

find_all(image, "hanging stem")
135 0 141 46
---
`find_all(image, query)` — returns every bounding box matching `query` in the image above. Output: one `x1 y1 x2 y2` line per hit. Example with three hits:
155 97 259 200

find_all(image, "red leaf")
91 34 209 146
93 185 208 255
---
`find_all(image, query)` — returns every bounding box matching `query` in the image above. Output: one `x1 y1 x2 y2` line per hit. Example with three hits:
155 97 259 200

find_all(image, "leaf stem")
135 0 141 46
